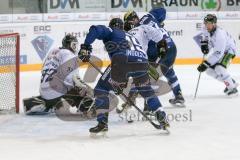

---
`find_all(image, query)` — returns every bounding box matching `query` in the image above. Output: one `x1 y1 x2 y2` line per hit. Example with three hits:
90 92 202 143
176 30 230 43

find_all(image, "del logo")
201 0 221 11
50 0 80 9
111 0 143 8
31 36 53 60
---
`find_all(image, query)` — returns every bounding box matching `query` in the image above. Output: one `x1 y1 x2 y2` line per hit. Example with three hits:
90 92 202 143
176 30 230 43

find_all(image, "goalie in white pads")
23 34 95 117
197 14 238 96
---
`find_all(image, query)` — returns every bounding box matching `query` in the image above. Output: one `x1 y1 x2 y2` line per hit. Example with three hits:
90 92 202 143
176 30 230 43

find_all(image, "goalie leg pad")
23 96 49 115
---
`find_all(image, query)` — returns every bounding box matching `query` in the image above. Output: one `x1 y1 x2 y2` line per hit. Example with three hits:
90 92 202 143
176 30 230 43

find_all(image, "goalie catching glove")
72 74 89 97
197 61 211 72
78 44 92 62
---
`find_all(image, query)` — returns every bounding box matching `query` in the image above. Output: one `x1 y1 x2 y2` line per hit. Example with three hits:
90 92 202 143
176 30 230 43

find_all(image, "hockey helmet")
62 34 78 53
149 7 166 24
124 10 139 21
123 10 139 31
204 14 217 24
109 18 124 30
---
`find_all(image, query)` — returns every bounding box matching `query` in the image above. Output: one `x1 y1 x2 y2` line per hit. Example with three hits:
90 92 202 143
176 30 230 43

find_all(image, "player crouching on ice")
79 18 169 136
197 14 238 96
23 34 96 117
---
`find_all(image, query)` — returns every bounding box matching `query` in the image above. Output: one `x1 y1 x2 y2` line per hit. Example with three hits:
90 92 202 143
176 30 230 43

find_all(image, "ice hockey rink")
0 64 240 160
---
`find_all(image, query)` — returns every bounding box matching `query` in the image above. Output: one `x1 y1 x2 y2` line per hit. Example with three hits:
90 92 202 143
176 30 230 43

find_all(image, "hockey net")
0 33 20 113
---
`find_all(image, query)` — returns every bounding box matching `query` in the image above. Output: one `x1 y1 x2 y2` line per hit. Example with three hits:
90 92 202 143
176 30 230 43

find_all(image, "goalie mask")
109 18 124 30
62 34 79 53
123 10 139 31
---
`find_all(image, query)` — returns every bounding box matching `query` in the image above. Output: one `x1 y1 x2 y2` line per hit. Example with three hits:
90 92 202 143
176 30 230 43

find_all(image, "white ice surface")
0 65 240 160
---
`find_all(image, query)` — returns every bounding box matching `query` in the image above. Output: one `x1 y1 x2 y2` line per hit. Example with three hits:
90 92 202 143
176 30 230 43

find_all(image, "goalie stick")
88 60 170 133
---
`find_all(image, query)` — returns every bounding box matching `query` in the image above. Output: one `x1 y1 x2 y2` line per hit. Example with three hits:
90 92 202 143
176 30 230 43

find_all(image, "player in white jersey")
118 9 185 115
197 14 238 96
128 24 164 53
116 22 169 113
23 34 95 116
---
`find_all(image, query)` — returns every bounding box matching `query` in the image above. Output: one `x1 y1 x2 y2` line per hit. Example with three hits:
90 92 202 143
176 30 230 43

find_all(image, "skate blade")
158 126 170 135
172 103 186 108
165 103 186 109
90 131 108 138
162 128 170 135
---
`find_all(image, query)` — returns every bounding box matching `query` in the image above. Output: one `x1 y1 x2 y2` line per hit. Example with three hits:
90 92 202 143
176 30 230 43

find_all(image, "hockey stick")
194 55 206 99
88 60 167 130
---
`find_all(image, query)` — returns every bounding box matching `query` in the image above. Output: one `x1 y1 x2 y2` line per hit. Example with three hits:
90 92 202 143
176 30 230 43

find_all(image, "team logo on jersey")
31 35 54 60
201 0 221 11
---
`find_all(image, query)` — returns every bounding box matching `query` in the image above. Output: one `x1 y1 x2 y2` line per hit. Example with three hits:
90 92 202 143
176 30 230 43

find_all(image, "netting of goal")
0 33 20 113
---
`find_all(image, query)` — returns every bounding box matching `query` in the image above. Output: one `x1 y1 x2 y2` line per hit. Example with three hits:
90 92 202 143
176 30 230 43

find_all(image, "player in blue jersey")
123 8 185 107
79 18 169 135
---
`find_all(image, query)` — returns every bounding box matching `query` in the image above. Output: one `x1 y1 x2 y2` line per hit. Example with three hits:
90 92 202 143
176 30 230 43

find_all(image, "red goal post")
0 33 20 113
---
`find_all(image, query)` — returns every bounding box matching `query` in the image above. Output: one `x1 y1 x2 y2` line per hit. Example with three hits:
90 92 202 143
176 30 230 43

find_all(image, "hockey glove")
157 39 168 58
197 61 210 72
200 40 209 55
72 74 88 97
79 44 92 62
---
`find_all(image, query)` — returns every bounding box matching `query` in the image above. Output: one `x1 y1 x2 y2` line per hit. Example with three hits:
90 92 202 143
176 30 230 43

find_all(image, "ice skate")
226 88 238 97
224 80 239 97
155 110 170 134
169 93 185 107
89 121 108 138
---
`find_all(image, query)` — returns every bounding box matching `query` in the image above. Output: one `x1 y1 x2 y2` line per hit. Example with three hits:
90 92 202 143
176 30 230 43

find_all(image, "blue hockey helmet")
149 7 166 24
